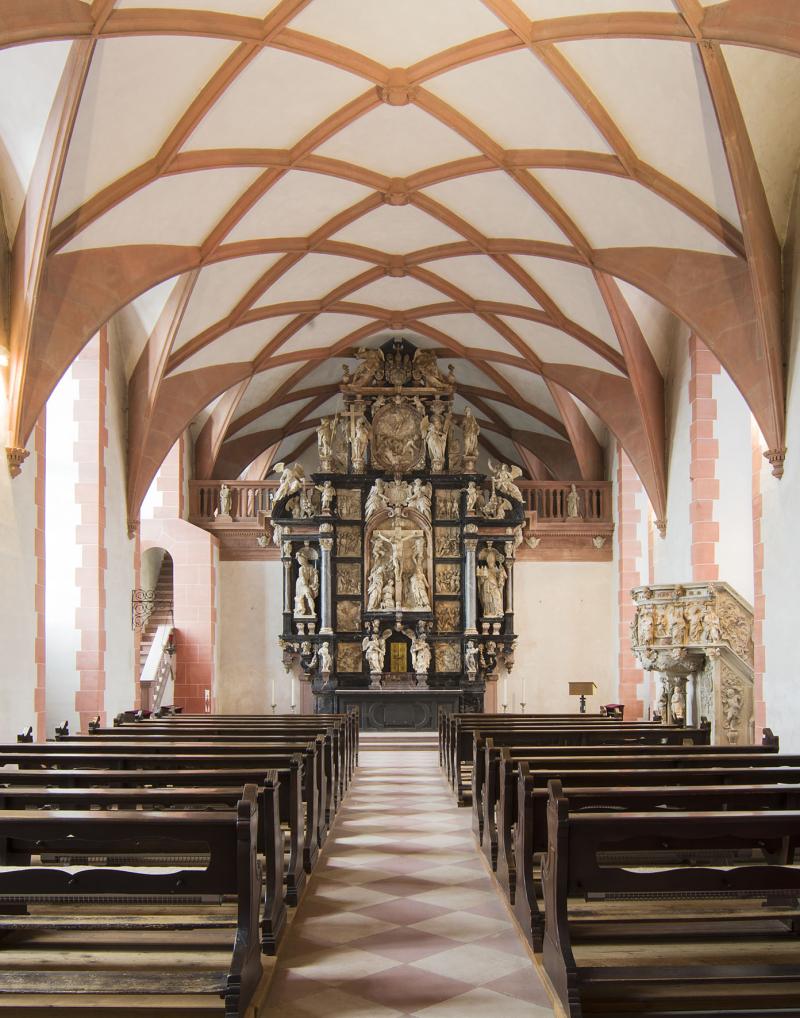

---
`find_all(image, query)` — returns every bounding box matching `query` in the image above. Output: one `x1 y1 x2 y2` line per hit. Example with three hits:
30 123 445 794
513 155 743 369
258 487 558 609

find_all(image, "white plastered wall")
761 180 800 751
0 428 36 742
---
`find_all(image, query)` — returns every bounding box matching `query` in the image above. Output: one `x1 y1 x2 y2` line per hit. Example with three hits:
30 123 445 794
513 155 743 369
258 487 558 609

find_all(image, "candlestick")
501 702 508 713
519 701 526 714
271 703 276 715
271 676 276 710
290 675 296 710
503 678 508 705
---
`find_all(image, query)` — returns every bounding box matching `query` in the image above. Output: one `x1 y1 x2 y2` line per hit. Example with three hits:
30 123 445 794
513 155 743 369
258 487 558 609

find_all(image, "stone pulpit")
270 338 521 729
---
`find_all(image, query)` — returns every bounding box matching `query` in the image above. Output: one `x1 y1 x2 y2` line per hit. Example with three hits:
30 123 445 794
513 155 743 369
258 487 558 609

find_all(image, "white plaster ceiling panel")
234 362 307 418
333 204 463 254
426 49 612 153
500 315 624 376
291 359 356 391
274 426 316 466
483 398 562 439
574 397 608 444
421 172 570 244
479 431 520 465
186 47 368 152
345 275 448 310
174 254 282 346
532 169 732 255
422 313 518 356
516 0 675 16
288 0 504 68
230 400 307 440
252 254 367 307
558 38 740 227
114 276 179 378
171 319 283 374
278 314 377 356
511 255 620 352
615 279 679 376
56 35 236 223
0 40 71 241
724 44 800 243
61 167 264 251
225 171 372 243
117 0 277 12
449 359 502 392
494 364 561 418
426 256 543 308
315 104 480 177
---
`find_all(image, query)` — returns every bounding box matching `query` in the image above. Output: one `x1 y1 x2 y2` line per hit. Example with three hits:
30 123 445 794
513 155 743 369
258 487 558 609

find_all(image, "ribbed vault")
2 0 799 527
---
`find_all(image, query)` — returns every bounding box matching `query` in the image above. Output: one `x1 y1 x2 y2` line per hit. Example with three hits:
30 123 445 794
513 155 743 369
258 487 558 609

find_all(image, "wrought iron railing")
131 591 174 631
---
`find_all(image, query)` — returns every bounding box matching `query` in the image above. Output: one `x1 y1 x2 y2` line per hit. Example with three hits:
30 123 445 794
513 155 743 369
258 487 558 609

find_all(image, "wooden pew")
512 760 800 953
0 786 263 1017
541 781 800 1017
0 743 323 874
0 762 307 906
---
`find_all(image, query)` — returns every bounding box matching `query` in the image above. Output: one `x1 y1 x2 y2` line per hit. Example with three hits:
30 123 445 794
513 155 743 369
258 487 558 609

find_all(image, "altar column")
464 526 478 635
281 540 293 633
504 539 515 615
319 526 333 635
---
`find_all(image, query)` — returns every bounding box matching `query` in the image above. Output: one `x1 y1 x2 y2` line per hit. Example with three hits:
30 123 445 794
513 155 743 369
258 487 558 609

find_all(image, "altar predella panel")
269 338 522 725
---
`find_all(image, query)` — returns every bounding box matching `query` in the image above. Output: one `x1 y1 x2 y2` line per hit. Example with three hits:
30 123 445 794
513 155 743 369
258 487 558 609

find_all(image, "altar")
334 689 462 731
270 337 521 727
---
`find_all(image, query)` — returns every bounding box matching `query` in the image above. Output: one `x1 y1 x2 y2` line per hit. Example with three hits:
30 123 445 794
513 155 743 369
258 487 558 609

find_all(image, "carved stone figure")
408 538 432 610
721 667 745 744
350 347 384 387
274 461 306 505
436 490 459 520
291 487 315 519
566 483 581 518
447 431 463 473
409 479 432 522
637 605 655 647
488 460 524 503
477 544 507 618
349 413 371 470
362 623 391 674
337 642 362 672
407 623 432 675
462 407 479 462
482 493 512 520
385 341 412 386
465 639 479 676
316 480 335 515
665 601 686 645
367 538 393 611
218 483 232 518
337 489 361 520
365 479 389 521
685 602 704 643
317 415 338 471
464 481 482 516
294 547 319 618
435 528 460 558
701 602 721 643
422 411 451 472
371 398 425 472
336 563 360 596
318 641 332 675
435 642 461 672
670 682 686 725
412 348 449 389
336 601 361 632
435 602 460 632
716 592 754 662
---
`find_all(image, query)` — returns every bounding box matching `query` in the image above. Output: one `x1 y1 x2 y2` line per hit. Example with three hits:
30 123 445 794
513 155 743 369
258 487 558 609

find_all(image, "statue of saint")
218 483 232 518
407 624 432 675
367 538 391 611
462 407 479 461
350 413 371 469
408 478 432 522
701 602 721 643
465 639 479 675
566 483 581 518
293 547 319 617
316 480 335 515
670 684 686 725
422 411 451 472
365 479 389 520
476 544 507 618
465 480 482 515
317 641 332 674
317 416 338 471
407 538 431 610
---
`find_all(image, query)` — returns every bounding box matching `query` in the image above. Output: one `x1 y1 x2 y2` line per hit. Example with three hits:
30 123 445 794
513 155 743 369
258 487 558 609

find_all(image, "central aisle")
261 739 555 1016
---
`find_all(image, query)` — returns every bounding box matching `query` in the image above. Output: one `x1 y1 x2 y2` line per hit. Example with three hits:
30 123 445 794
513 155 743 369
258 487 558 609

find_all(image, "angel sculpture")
315 480 336 514
404 624 432 676
362 623 391 674
412 349 449 389
273 461 306 504
408 478 432 522
350 347 385 387
488 459 524 503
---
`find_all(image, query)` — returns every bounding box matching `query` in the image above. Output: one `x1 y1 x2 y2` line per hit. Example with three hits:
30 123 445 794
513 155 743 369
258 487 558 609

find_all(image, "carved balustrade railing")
518 481 611 522
189 480 279 524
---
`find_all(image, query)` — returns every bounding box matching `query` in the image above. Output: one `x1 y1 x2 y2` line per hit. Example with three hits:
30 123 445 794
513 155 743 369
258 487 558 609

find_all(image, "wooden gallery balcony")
188 479 614 562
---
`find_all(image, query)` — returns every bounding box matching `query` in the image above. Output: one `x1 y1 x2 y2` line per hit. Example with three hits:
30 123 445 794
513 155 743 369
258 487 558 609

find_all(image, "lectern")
569 681 597 714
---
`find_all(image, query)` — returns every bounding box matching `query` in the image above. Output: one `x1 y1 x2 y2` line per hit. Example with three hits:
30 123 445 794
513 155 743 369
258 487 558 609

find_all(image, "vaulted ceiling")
2 0 800 526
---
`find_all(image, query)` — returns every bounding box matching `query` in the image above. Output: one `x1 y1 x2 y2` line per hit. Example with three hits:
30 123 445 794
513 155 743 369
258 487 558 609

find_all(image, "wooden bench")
541 782 800 1017
0 786 263 1017
512 762 800 952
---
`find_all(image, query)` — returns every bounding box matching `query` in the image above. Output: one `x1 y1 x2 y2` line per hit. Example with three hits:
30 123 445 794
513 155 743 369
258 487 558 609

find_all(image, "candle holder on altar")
519 701 526 714
569 681 597 714
271 704 276 715
501 703 508 713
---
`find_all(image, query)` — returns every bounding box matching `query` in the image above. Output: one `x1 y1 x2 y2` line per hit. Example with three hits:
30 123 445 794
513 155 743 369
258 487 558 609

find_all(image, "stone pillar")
685 672 696 727
504 539 515 618
464 526 478 635
281 540 293 629
319 527 333 635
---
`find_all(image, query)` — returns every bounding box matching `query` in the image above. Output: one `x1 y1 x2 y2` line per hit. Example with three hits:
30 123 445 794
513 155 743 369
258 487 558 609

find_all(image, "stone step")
360 733 438 752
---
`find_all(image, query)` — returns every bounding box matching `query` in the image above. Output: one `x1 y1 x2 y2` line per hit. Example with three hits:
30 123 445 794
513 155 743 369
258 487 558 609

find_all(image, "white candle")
291 676 296 709
503 678 508 705
521 676 527 704
271 676 276 708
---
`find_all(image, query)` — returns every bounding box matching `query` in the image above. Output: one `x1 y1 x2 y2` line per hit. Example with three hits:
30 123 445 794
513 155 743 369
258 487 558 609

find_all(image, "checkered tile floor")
261 748 555 1016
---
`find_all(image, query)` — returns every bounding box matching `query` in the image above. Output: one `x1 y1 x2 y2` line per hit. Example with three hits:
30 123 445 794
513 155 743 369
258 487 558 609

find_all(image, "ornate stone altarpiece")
630 582 755 745
271 337 523 724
